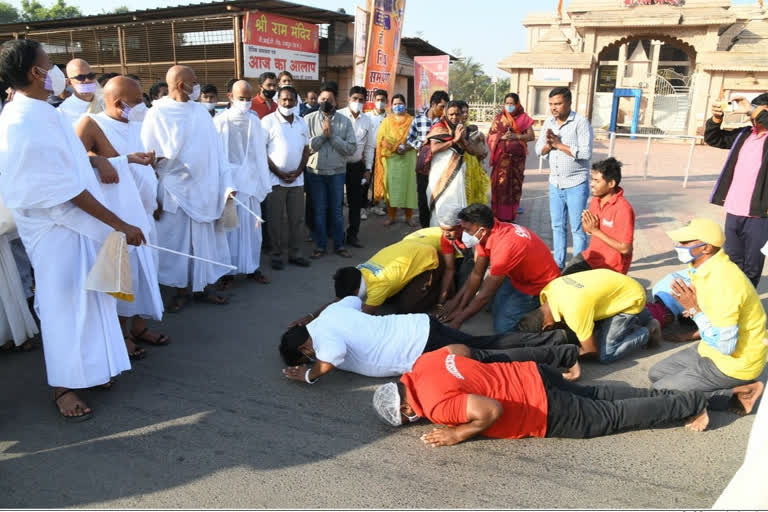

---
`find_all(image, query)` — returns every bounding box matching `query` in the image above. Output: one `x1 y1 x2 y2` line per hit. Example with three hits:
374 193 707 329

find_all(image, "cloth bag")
85 231 134 302
215 197 239 232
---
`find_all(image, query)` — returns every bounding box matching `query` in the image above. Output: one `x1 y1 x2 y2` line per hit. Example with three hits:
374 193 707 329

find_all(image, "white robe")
141 97 234 291
0 233 38 346
58 93 103 127
0 93 128 388
88 113 163 320
213 108 272 274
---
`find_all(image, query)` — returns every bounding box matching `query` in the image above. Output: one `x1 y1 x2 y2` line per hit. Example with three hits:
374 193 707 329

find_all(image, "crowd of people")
0 38 766 477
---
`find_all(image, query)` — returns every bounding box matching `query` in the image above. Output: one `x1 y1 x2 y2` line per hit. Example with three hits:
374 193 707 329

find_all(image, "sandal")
248 270 271 284
91 379 115 391
53 389 93 423
130 327 170 346
310 249 327 259
167 295 188 314
193 291 229 305
335 248 352 258
216 275 235 290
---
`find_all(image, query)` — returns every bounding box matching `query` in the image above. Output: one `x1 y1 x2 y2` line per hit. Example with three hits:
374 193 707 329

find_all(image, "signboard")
353 5 370 86
243 11 319 80
362 0 406 111
414 55 450 112
624 0 684 6
532 68 573 83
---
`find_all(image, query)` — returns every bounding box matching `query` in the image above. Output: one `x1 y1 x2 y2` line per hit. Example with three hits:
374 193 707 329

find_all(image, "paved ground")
0 139 764 508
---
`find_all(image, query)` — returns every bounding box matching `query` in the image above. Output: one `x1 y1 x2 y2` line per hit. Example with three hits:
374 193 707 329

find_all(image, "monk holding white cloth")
141 65 234 312
0 40 145 421
213 80 272 283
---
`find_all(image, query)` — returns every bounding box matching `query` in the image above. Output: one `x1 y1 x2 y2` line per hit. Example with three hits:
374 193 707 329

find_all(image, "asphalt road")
0 152 762 508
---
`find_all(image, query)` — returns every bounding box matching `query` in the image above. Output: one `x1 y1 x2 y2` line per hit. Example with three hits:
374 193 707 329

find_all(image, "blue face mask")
392 104 406 114
505 104 516 113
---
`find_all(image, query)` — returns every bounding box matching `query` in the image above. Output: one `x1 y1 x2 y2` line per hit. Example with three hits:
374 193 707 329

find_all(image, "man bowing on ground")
141 65 234 312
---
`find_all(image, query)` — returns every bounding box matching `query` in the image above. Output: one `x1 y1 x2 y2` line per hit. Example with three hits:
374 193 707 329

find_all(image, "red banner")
243 11 319 80
362 0 406 111
414 55 449 113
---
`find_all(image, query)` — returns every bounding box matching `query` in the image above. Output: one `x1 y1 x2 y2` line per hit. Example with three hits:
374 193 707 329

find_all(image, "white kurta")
213 108 272 274
58 93 103 126
88 113 163 320
141 97 234 291
0 93 129 388
0 233 38 346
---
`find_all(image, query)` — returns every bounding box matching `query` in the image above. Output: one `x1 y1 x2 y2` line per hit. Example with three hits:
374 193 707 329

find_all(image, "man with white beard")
0 40 145 421
75 75 168 359
141 65 234 312
213 80 272 283
58 58 103 125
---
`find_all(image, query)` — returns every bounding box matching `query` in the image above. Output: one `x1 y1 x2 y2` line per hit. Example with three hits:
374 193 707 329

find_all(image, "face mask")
392 104 406 114
121 101 148 122
203 102 216 112
755 110 768 130
319 101 334 115
674 243 706 264
403 412 421 423
231 99 251 114
277 105 293 117
262 88 276 99
505 104 516 113
348 101 362 114
73 82 98 94
461 228 483 249
39 65 66 96
186 83 201 102
375 101 386 111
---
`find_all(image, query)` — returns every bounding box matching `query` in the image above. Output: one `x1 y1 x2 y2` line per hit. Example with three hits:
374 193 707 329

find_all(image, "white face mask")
121 101 148 122
356 277 368 302
403 411 421 423
231 99 251 114
277 105 293 117
461 228 483 249
675 243 705 264
39 65 66 96
186 83 201 102
202 101 216 112
375 101 386 111
73 82 98 94
348 101 363 114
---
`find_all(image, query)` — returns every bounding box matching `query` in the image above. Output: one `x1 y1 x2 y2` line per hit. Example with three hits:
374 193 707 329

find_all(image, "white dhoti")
227 194 263 274
0 234 38 346
427 149 467 228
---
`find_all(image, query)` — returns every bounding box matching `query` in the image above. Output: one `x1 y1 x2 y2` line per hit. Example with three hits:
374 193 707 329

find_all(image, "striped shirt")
535 110 593 189
406 109 436 151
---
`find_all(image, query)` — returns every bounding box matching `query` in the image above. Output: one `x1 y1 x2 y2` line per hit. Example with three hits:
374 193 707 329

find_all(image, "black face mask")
755 110 768 130
262 88 276 99
319 100 334 115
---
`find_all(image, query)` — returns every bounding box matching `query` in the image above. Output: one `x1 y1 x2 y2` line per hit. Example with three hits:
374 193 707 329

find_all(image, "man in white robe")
141 65 234 311
213 80 272 283
0 40 145 420
58 58 103 126
75 75 167 358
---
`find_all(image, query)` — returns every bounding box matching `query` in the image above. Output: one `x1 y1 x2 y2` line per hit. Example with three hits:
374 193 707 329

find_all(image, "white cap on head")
373 382 402 427
436 205 462 228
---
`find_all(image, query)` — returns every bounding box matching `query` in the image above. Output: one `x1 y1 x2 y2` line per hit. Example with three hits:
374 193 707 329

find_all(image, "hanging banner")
414 55 449 112
353 4 370 87
243 11 319 80
362 0 406 111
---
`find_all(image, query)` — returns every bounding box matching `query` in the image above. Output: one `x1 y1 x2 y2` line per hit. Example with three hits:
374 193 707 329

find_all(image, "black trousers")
345 160 366 240
540 364 707 438
417 173 430 228
724 213 768 287
422 318 577 369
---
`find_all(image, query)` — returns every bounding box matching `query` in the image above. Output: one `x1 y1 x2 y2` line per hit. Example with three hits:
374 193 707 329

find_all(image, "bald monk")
75 76 168 358
141 65 235 312
59 58 103 125
213 80 272 283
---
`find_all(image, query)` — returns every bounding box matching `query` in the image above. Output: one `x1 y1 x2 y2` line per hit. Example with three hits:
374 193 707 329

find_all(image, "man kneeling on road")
518 269 662 363
280 269 580 384
648 218 766 415
372 347 710 446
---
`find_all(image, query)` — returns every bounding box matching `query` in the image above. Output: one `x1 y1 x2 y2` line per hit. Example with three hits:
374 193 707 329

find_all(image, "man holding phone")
706 92 768 287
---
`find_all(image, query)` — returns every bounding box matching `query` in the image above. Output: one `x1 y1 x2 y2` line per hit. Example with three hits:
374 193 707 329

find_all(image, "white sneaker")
361 209 368 220
372 206 387 216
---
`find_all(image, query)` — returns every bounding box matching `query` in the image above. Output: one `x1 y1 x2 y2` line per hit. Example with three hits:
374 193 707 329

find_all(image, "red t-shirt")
581 188 635 274
440 234 467 255
400 348 549 439
251 94 277 119
475 221 560 296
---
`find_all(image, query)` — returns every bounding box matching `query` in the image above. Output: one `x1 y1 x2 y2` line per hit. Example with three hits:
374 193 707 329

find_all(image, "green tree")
448 56 490 103
480 77 511 104
0 1 19 23
106 5 129 14
20 0 82 21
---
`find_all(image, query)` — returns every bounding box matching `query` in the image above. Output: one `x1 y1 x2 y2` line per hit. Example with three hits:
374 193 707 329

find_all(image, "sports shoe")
361 209 368 220
371 206 387 216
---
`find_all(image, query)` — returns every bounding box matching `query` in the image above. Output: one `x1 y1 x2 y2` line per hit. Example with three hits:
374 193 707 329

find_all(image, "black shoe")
346 235 364 248
288 257 311 267
271 259 284 270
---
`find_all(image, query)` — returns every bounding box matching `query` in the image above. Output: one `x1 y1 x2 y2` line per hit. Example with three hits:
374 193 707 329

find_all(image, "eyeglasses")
68 72 97 82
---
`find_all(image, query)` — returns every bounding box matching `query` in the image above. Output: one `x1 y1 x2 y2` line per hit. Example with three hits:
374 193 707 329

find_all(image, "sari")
425 119 467 226
374 113 418 209
487 106 534 221
465 130 491 206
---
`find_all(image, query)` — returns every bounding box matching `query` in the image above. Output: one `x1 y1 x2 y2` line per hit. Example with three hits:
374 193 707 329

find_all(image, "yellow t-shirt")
403 227 463 258
540 269 646 342
692 250 767 380
357 240 439 307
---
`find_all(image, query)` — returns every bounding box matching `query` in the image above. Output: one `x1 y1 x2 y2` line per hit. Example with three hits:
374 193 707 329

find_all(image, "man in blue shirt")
535 87 594 269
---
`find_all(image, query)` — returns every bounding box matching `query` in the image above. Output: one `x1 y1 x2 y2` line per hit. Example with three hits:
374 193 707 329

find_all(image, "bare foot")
664 326 701 343
53 388 93 420
646 319 662 349
562 361 581 382
685 408 709 432
405 218 418 227
729 381 765 416
383 218 396 226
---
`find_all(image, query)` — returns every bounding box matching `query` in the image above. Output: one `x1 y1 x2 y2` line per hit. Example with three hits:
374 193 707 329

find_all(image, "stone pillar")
615 43 627 88
644 40 662 127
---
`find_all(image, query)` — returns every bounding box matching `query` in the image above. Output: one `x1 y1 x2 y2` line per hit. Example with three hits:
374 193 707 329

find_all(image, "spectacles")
68 72 97 82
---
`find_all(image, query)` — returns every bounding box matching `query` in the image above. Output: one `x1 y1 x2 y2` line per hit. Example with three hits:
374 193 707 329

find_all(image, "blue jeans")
492 279 541 333
549 181 590 268
595 310 651 363
306 172 345 251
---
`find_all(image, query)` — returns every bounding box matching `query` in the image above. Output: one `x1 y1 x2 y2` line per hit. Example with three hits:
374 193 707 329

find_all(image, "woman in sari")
373 94 418 226
487 92 535 222
426 101 469 227
459 102 491 205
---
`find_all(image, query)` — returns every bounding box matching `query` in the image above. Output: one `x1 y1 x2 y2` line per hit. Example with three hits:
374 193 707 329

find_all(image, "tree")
107 5 129 14
20 0 82 22
0 1 19 23
448 56 490 103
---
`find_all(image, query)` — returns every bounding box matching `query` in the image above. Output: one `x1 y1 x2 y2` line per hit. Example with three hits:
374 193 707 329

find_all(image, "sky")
7 0 760 76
